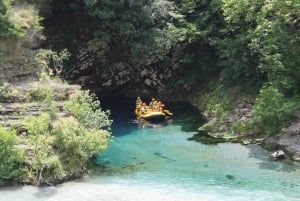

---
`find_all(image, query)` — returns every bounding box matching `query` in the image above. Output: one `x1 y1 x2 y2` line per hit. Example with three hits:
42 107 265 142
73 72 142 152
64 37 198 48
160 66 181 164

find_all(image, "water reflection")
137 119 168 129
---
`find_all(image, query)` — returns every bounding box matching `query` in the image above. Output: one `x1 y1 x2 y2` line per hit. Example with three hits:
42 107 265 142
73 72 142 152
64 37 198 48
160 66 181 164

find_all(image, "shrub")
28 83 54 102
34 49 70 76
0 126 25 184
23 113 51 136
64 90 112 130
0 82 20 101
22 113 56 184
255 85 295 135
7 3 43 39
0 82 12 98
52 117 110 173
196 82 234 119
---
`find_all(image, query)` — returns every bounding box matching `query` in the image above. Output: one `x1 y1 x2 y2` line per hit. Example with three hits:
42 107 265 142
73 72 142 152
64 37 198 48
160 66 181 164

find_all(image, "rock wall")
0 58 38 83
64 40 190 100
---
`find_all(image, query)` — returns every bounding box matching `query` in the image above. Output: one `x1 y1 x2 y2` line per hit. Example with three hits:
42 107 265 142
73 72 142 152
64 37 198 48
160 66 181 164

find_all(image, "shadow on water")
166 101 206 132
246 144 298 172
98 96 137 136
98 96 205 136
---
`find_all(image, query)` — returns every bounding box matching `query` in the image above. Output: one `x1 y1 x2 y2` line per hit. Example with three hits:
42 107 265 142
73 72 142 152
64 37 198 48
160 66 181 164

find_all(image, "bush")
0 126 25 185
28 83 54 102
255 85 295 135
196 82 234 119
23 113 51 136
22 113 60 184
34 49 70 76
64 90 112 130
0 82 12 98
52 116 110 173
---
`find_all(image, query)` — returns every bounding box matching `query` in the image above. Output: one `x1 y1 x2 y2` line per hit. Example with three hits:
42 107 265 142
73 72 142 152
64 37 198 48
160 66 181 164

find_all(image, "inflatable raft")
135 97 173 122
139 111 166 121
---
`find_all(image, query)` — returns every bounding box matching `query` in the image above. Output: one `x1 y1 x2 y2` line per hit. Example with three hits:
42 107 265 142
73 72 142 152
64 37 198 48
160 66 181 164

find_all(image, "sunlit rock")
271 150 286 160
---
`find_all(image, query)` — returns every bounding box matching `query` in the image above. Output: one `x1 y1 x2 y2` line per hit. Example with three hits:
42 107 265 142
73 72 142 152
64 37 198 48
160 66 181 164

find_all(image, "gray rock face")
0 59 38 83
263 114 300 160
64 39 190 100
0 79 80 129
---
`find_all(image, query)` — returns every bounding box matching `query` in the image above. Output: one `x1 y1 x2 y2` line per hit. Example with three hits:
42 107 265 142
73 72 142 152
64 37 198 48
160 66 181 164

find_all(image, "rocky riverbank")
189 92 300 162
262 110 300 162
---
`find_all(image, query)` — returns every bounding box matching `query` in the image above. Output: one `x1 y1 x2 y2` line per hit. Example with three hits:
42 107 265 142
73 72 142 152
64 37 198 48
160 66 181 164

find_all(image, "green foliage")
0 1 45 64
255 85 295 135
0 82 12 98
0 0 11 14
23 113 52 136
0 126 25 184
22 0 300 100
130 27 176 64
28 82 54 102
27 81 59 119
196 82 234 119
249 0 300 95
52 116 110 173
164 0 223 84
0 1 43 38
0 82 20 101
220 0 300 93
34 49 71 76
0 0 21 37
84 0 153 42
215 0 262 85
64 90 112 130
231 121 258 136
20 99 111 183
22 113 56 184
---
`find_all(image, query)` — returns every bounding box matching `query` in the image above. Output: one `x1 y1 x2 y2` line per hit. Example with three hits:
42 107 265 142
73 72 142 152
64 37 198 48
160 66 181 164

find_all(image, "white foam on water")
1 177 298 201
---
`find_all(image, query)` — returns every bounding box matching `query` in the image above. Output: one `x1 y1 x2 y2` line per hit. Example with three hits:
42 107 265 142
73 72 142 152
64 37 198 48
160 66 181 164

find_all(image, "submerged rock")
188 133 227 144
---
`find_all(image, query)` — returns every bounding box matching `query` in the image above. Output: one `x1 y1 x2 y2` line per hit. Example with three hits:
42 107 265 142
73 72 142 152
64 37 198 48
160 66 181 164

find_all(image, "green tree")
255 85 294 135
216 0 264 86
167 0 223 85
0 0 26 38
248 0 300 95
52 116 110 173
64 90 112 130
0 127 25 185
23 113 53 184
0 0 13 37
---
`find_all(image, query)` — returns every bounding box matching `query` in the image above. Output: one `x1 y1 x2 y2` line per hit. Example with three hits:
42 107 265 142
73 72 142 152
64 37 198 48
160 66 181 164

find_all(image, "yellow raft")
138 110 173 122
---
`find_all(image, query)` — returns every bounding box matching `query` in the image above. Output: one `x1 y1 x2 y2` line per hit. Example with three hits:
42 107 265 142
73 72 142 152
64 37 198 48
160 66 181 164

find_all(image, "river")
1 97 300 201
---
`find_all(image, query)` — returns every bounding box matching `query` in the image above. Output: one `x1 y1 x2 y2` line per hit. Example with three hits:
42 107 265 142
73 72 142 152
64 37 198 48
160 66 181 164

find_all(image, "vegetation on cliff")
1 0 300 183
0 77 112 186
0 1 112 186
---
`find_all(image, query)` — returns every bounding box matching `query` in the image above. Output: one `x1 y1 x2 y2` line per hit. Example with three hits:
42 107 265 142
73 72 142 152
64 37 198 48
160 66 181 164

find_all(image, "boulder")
271 150 286 160
292 154 300 162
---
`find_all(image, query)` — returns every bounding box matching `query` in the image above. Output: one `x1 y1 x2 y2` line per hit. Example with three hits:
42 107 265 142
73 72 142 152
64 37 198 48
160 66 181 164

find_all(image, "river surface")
1 97 300 201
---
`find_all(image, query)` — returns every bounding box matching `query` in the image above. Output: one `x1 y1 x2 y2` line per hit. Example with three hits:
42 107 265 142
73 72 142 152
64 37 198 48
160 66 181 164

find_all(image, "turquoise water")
1 98 300 201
